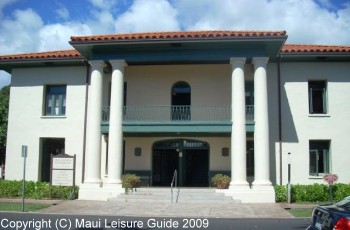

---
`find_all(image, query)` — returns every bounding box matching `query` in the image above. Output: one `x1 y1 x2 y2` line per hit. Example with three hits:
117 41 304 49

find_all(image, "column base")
105 178 122 185
252 180 272 186
218 185 275 203
78 183 123 201
229 180 250 188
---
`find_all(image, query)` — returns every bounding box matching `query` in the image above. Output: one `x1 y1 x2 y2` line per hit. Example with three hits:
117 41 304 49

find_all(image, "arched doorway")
171 82 191 120
152 139 209 187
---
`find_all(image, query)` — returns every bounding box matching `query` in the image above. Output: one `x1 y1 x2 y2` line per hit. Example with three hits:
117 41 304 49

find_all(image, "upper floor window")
308 81 327 114
309 140 330 176
171 82 191 120
45 85 66 116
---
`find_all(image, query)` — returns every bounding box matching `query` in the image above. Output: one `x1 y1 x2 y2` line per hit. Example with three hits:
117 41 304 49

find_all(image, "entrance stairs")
109 188 241 204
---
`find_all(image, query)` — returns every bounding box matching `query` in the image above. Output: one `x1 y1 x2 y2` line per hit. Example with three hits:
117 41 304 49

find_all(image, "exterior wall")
280 62 350 184
104 64 254 107
6 66 87 183
124 136 231 171
6 61 349 187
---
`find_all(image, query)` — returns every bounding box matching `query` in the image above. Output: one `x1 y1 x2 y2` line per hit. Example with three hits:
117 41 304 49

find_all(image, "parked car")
307 196 350 230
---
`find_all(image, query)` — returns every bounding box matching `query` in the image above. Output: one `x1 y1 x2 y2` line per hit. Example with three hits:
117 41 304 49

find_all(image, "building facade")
0 31 349 203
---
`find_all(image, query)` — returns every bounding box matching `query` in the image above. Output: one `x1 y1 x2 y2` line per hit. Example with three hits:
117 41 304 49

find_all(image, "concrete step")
110 188 240 204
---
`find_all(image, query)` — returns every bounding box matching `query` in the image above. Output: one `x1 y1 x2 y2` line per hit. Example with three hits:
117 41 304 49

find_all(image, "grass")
0 202 51 212
287 208 313 217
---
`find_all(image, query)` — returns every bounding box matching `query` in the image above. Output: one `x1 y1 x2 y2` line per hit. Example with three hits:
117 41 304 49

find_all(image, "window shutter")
309 150 318 175
309 88 313 114
323 149 329 173
322 88 327 114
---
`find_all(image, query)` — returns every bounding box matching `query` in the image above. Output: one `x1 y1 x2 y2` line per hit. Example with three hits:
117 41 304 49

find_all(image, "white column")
252 57 272 186
230 57 249 188
84 60 105 184
107 60 127 185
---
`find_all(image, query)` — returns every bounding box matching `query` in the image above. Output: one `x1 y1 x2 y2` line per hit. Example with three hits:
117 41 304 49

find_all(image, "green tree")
0 85 10 164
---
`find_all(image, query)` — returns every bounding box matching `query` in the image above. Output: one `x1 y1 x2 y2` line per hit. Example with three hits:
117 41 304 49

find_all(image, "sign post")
287 152 292 204
323 174 338 202
21 145 28 212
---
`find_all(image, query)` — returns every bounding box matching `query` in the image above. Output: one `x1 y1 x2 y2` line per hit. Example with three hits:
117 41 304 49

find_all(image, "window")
309 140 330 176
245 81 254 106
171 82 191 120
45 85 66 116
309 81 327 114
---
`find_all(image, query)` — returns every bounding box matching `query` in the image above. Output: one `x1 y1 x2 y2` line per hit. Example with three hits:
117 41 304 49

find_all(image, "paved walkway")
1 198 317 218
36 200 295 218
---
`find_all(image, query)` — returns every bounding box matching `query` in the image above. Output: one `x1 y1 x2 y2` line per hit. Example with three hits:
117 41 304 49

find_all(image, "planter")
217 183 229 189
211 174 231 189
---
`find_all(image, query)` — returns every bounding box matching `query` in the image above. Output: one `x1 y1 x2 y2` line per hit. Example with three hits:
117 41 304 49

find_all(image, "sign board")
52 157 74 169
323 174 338 185
52 170 74 186
51 154 76 187
22 145 28 158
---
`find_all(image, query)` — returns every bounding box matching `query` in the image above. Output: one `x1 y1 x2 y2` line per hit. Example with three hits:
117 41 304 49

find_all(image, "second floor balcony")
101 105 254 134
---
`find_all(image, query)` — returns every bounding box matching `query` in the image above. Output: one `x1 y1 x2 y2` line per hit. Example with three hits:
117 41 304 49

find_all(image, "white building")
0 30 349 203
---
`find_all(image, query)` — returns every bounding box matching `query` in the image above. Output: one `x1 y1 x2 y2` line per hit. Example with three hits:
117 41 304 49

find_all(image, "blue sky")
0 0 350 87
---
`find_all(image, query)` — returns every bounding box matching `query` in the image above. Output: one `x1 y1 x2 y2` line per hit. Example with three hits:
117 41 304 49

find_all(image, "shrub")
274 185 288 202
0 180 78 200
292 184 329 202
274 183 350 203
333 183 350 202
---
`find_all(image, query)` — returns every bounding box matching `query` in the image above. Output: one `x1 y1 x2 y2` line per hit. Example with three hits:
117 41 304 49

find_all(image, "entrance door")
40 138 65 182
152 139 209 187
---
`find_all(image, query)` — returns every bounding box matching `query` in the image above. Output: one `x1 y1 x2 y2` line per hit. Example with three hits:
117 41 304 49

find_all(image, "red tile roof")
0 50 82 61
70 30 287 42
1 33 350 62
282 44 350 54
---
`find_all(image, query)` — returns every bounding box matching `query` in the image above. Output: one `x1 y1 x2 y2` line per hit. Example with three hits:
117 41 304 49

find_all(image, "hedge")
274 183 350 203
0 180 78 200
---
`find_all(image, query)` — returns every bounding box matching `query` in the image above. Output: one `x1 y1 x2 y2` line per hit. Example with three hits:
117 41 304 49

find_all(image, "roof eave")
0 57 86 73
70 35 288 46
280 52 350 57
0 56 85 64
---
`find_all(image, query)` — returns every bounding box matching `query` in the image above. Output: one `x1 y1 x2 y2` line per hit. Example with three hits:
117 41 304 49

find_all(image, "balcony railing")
102 105 254 122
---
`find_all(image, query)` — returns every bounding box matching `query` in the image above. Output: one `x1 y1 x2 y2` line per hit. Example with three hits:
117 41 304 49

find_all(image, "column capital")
109 60 128 70
89 60 106 69
252 57 269 67
230 57 246 66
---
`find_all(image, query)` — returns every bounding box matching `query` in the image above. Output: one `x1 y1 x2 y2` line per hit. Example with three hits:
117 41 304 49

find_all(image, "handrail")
170 169 179 203
102 105 254 122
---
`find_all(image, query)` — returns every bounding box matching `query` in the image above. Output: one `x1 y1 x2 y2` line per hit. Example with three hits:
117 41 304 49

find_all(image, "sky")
0 0 350 88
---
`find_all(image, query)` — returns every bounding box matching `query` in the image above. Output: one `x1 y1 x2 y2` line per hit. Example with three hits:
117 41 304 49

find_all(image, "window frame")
308 80 328 114
44 85 67 116
309 140 331 176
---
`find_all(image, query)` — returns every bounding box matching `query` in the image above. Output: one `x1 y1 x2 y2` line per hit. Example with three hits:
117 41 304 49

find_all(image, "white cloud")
0 0 349 88
38 23 92 51
0 8 43 54
0 0 19 18
56 6 70 21
173 0 350 45
88 0 119 11
88 9 116 34
114 0 180 33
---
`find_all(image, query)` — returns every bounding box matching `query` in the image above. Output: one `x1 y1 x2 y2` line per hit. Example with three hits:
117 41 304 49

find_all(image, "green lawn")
287 208 313 217
0 202 50 212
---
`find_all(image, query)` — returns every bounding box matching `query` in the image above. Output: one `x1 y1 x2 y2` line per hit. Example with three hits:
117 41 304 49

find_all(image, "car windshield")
335 197 350 210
